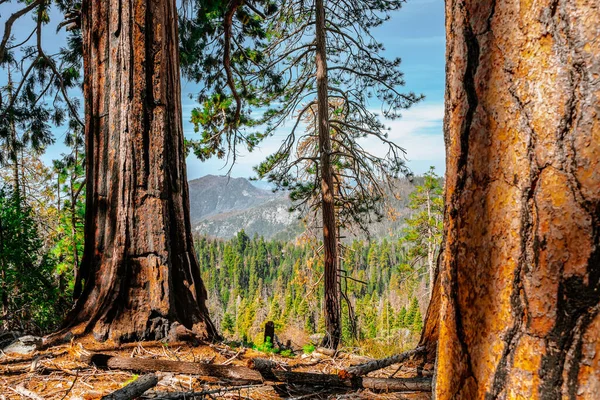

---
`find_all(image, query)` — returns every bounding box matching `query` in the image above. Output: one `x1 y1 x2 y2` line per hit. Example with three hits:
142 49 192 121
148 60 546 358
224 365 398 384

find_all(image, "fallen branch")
338 346 426 379
141 384 265 399
10 385 44 400
310 347 371 362
102 373 158 400
59 368 79 400
81 353 263 384
222 349 243 365
314 347 338 357
0 352 58 365
272 371 432 392
0 364 32 375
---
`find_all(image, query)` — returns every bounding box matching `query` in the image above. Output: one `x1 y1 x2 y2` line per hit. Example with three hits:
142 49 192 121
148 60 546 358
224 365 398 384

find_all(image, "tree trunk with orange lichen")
435 0 600 398
62 0 217 343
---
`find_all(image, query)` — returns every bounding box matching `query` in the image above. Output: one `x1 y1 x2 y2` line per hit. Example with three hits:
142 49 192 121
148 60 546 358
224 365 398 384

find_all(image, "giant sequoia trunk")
64 0 217 342
436 0 600 398
315 0 341 350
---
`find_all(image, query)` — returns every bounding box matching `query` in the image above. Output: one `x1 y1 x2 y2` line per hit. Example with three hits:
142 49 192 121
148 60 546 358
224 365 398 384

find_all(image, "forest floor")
0 337 432 399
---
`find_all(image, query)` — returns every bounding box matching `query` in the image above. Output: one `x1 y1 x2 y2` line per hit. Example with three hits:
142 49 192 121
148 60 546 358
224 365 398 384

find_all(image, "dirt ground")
0 337 432 399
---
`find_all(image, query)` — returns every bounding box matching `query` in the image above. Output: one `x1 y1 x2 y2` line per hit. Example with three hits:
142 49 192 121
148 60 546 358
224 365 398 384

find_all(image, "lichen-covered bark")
64 0 217 342
437 0 600 398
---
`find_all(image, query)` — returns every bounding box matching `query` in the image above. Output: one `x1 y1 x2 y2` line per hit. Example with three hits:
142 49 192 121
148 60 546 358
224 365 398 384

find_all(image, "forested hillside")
196 233 427 355
190 171 443 355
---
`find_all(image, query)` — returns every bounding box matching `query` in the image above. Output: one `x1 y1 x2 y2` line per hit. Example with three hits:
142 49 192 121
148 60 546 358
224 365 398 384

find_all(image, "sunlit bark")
436 0 600 398
64 0 217 342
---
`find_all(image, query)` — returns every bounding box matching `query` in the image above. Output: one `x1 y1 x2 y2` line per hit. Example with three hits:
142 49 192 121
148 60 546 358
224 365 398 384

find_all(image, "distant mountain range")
188 175 416 240
188 175 301 240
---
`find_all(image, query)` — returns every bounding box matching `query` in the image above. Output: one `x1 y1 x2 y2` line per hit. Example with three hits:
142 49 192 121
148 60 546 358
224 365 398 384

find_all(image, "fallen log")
101 374 158 400
360 376 432 392
338 346 426 379
272 370 432 392
81 353 263 384
80 352 431 393
247 357 289 380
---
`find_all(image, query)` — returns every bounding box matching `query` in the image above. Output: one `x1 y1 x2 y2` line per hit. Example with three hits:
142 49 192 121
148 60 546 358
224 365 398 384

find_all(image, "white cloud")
361 102 445 161
185 102 446 179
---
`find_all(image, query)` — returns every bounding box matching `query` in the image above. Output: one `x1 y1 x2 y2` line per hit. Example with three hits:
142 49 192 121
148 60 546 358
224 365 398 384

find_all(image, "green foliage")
0 188 65 332
222 312 235 335
279 349 293 358
122 374 139 387
397 307 408 328
402 166 444 287
195 217 430 347
302 344 315 354
0 118 85 334
412 309 424 333
0 0 85 334
180 0 282 162
405 297 422 332
253 336 278 354
404 167 443 251
50 121 85 299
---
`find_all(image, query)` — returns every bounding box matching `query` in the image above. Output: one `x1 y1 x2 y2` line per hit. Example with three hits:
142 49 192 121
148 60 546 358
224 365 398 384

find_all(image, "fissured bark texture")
65 0 217 342
315 0 341 349
437 0 599 398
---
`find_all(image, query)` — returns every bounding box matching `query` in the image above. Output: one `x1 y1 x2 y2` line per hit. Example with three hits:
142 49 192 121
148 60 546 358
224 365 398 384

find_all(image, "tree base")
44 319 213 350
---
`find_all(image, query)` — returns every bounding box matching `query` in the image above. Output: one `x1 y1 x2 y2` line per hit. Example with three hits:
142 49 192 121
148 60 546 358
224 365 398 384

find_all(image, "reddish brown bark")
64 0 217 342
315 0 341 350
419 254 441 364
436 0 600 398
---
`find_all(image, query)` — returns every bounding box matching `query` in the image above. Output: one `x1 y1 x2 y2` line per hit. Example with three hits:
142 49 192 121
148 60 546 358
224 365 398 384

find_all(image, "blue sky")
1 0 445 180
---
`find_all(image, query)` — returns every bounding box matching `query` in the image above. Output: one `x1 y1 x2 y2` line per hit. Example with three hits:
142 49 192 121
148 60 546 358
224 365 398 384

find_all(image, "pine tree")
183 0 421 350
411 308 423 334
405 297 419 328
222 312 235 335
397 306 407 329
403 166 443 296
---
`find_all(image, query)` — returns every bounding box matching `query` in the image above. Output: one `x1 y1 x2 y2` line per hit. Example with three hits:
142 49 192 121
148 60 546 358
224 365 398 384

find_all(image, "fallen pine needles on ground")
0 338 432 399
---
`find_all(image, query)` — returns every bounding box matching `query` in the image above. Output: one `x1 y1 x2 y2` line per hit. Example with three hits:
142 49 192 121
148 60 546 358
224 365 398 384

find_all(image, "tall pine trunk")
6 69 20 199
315 0 341 349
64 0 217 342
436 0 600 398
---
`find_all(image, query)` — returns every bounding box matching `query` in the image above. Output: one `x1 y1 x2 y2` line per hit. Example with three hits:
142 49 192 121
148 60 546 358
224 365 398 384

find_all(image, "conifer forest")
0 0 598 399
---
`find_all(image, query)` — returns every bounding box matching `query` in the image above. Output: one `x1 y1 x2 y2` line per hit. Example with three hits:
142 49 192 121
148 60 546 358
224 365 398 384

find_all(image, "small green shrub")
279 349 293 358
302 344 315 354
253 336 279 354
122 374 139 386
